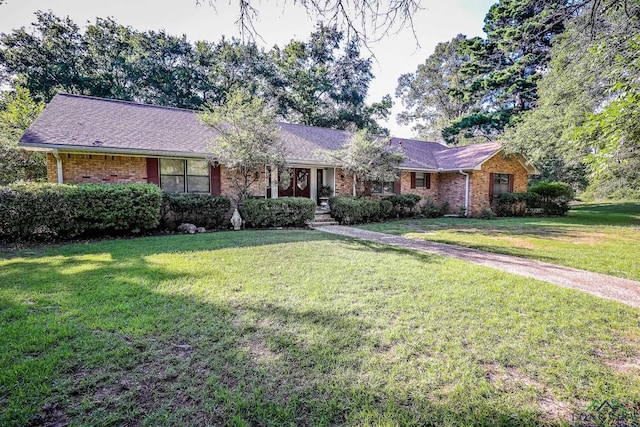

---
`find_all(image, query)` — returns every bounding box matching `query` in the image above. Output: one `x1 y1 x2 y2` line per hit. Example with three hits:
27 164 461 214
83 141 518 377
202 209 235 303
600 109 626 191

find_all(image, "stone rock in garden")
196 227 206 233
177 223 197 234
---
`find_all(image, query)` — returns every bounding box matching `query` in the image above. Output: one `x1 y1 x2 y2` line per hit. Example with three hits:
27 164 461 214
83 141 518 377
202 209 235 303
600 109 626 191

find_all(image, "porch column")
53 149 63 184
270 166 278 198
353 174 357 197
310 167 317 203
332 168 336 196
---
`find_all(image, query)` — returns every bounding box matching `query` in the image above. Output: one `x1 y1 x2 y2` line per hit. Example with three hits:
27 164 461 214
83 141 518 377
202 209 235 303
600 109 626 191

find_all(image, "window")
372 181 396 194
410 172 431 189
160 159 185 193
492 173 512 196
160 159 210 193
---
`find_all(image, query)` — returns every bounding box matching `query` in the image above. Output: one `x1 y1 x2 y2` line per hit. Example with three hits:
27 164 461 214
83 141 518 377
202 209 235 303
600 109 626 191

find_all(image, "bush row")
329 195 448 225
241 197 316 228
160 192 231 230
494 181 573 217
0 182 162 240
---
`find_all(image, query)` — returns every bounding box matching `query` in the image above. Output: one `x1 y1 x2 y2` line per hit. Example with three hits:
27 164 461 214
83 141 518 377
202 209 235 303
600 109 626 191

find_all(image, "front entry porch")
267 166 336 203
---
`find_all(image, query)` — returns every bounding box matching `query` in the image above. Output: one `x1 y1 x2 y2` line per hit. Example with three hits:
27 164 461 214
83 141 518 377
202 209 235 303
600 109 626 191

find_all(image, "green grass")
2 230 640 426
358 202 640 280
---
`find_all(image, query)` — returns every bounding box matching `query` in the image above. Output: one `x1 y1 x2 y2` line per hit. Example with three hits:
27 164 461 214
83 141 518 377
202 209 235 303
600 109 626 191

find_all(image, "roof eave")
18 142 210 159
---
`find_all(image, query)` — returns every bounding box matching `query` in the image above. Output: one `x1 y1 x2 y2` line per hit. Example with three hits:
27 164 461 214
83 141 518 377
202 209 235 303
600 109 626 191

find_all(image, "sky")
0 0 496 138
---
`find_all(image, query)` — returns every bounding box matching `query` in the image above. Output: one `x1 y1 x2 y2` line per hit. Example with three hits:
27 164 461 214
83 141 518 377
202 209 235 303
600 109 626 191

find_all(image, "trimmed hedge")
494 181 573 217
494 192 536 217
0 182 162 241
160 192 231 230
384 194 422 218
329 197 390 224
241 197 316 228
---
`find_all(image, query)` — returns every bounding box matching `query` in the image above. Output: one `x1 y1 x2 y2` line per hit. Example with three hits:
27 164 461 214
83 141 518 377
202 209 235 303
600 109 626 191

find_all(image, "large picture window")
160 159 210 193
372 181 396 194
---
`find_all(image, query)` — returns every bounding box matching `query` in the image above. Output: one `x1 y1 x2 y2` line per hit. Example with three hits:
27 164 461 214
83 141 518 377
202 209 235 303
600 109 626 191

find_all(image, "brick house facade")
23 94 537 217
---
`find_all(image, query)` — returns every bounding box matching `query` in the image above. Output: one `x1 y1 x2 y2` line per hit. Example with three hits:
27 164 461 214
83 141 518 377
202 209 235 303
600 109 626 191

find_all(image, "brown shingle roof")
20 93 504 170
434 142 502 170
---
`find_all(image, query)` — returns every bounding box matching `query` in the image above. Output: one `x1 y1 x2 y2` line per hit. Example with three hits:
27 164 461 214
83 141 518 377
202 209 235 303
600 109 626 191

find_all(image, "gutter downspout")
52 149 63 184
459 170 469 217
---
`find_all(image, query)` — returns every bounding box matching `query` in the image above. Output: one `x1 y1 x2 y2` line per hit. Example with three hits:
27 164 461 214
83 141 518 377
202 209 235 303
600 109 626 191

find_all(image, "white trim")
332 167 336 197
270 165 279 199
52 149 63 184
474 148 539 175
20 144 212 159
310 167 318 203
459 170 470 217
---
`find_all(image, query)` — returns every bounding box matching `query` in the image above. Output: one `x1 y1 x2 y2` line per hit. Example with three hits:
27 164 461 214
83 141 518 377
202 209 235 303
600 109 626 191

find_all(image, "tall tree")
271 24 390 133
1 14 391 132
505 0 640 196
396 34 474 141
0 11 85 102
396 0 576 145
0 86 46 184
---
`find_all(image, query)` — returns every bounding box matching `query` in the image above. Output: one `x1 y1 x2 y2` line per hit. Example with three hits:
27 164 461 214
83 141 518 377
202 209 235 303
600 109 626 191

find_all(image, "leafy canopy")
200 89 286 204
319 129 405 197
0 14 389 133
0 86 46 184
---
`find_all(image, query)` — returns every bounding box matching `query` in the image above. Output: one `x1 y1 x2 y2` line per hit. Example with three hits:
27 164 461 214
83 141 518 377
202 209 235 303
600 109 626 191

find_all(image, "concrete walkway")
316 225 640 309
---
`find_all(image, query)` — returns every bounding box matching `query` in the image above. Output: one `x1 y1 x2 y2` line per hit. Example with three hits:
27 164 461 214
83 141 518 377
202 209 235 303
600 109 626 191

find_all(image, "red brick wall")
47 153 148 184
46 153 57 182
469 153 529 215
334 168 356 197
400 171 439 199
437 172 466 214
219 165 268 199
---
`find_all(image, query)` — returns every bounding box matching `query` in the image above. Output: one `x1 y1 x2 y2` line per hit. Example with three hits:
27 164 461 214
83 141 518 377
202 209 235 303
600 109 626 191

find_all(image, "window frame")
160 158 210 194
410 172 431 189
491 173 512 196
372 180 397 195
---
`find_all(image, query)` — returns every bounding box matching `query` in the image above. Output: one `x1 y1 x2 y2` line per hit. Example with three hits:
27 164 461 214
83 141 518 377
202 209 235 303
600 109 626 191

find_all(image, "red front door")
278 168 310 198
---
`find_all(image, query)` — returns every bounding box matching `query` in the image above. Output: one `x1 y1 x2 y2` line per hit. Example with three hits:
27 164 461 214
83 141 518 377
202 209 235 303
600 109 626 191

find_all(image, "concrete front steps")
307 207 339 228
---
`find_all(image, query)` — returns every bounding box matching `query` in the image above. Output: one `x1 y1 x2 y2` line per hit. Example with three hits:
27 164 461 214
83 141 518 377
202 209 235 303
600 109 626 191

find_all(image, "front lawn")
2 230 640 426
359 202 640 281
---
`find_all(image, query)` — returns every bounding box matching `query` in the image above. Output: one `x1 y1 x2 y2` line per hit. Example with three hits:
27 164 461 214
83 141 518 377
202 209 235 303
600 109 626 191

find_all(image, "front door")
278 168 310 198
294 168 310 198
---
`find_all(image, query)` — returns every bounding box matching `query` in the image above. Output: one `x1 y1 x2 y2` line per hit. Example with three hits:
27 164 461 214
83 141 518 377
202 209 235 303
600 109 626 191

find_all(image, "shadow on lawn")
1 231 566 426
387 201 640 239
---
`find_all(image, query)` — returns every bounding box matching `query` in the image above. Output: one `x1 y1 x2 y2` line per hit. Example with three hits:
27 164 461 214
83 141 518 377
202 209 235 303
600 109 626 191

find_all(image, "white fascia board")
17 143 211 159
474 148 539 174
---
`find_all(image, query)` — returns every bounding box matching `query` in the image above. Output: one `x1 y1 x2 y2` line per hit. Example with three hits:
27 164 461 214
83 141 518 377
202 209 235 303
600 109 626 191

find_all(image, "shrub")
241 197 315 228
379 199 393 219
0 182 161 241
420 197 444 218
384 194 421 218
329 197 391 224
160 192 231 230
494 192 535 217
479 208 497 220
529 181 573 215
494 181 573 217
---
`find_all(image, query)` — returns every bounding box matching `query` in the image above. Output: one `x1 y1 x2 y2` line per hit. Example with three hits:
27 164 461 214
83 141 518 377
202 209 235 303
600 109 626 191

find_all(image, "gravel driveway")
317 225 640 309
